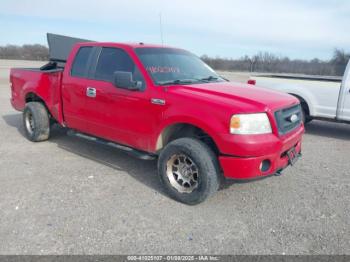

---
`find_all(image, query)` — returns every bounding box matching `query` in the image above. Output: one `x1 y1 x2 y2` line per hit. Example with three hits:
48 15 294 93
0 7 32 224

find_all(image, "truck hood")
167 81 298 112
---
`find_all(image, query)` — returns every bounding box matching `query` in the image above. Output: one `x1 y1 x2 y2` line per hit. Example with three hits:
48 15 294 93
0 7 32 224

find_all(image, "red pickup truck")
10 34 304 204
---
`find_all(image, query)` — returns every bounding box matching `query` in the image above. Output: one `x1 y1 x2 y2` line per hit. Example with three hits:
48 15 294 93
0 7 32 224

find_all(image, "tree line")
202 49 350 76
0 44 49 61
0 44 349 76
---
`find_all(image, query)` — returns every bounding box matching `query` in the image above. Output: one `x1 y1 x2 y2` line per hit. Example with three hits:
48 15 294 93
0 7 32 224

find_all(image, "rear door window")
71 47 93 77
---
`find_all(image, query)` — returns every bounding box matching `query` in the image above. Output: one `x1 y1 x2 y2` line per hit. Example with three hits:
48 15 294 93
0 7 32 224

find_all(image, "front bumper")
219 128 303 180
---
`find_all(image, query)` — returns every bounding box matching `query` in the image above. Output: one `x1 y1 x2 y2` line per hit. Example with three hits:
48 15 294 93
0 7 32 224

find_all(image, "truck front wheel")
158 138 220 205
23 102 50 142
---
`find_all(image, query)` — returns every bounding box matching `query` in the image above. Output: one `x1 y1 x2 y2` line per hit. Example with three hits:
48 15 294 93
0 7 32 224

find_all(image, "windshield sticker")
146 66 180 74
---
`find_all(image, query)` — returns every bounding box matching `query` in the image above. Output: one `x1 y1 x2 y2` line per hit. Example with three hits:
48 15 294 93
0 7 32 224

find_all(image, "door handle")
86 87 96 98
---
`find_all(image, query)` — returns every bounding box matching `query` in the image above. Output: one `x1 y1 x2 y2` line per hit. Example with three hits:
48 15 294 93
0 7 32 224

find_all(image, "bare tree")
0 44 48 60
331 49 350 76
201 49 349 76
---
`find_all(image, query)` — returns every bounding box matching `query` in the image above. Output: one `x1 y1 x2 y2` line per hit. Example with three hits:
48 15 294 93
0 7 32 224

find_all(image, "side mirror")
113 71 141 90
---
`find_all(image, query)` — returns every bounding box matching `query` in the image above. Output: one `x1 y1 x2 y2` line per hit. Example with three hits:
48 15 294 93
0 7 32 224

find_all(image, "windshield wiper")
158 76 221 86
198 76 219 82
158 79 197 86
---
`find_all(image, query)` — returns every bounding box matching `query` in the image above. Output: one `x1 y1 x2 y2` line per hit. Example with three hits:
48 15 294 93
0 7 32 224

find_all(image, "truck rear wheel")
158 138 220 205
23 102 50 142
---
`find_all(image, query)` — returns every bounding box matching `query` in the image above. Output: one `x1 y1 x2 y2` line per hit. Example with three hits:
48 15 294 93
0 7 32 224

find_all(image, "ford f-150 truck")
248 59 350 124
10 34 304 204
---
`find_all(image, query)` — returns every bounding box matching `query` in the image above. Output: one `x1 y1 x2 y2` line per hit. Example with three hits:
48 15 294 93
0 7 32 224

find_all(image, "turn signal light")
247 79 256 85
230 116 241 129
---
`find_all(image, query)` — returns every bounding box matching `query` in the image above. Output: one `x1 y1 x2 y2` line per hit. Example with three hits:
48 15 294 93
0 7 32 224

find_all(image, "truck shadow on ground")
4 114 350 195
2 113 167 196
304 120 350 140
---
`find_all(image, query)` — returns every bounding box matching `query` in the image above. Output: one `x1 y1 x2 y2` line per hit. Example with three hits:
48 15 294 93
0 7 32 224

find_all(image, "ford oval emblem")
289 114 299 123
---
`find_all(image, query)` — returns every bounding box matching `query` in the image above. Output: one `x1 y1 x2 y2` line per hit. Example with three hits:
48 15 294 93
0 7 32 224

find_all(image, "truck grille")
274 104 302 135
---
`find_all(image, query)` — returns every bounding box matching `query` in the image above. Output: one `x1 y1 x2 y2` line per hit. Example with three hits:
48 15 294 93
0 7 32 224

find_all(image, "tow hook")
274 170 283 176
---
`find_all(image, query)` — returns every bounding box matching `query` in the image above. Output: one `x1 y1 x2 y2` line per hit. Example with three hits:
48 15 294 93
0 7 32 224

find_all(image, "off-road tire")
23 102 50 142
158 138 220 205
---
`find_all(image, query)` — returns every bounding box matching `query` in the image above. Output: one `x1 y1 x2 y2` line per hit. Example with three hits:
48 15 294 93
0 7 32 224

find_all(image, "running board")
67 130 156 160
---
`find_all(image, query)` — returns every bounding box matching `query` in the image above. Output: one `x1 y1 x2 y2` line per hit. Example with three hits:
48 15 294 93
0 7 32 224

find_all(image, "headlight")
230 113 272 135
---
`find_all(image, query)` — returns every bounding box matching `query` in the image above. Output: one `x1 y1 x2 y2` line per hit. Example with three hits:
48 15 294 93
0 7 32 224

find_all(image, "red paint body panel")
10 68 64 124
220 128 303 179
9 42 305 179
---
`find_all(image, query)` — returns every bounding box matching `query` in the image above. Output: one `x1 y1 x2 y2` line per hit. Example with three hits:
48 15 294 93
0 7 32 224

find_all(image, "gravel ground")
0 60 349 255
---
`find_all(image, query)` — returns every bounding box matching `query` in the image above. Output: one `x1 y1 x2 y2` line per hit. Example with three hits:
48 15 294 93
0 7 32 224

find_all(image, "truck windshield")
135 47 224 85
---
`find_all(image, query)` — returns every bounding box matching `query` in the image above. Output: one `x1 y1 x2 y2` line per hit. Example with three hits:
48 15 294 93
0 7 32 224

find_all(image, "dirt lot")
0 60 349 255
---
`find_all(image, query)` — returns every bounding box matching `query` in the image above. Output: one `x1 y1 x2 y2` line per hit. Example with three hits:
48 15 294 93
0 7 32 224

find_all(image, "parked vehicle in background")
10 33 304 204
248 60 350 124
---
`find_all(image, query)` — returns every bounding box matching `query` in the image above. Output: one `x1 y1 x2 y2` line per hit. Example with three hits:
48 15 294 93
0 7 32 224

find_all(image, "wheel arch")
288 93 312 117
25 92 45 104
155 121 220 155
24 92 53 119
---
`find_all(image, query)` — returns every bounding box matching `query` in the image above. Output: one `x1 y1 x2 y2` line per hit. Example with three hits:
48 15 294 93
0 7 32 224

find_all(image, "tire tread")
23 102 50 142
158 137 220 205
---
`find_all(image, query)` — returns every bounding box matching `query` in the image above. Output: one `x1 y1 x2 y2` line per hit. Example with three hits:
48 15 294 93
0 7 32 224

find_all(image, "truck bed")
10 67 64 124
13 68 63 73
251 74 342 119
252 73 342 83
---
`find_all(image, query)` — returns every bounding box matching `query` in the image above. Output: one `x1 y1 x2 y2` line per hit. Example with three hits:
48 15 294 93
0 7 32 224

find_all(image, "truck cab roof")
77 42 173 49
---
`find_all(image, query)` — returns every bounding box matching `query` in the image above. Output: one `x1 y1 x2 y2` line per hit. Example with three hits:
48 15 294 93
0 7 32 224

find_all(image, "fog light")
260 160 271 172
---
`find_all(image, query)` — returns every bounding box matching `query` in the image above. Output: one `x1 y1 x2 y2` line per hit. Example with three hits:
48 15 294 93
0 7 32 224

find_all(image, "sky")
0 0 349 60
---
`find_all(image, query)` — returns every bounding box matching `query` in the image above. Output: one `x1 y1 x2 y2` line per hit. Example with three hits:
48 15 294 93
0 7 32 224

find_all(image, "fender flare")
154 116 222 152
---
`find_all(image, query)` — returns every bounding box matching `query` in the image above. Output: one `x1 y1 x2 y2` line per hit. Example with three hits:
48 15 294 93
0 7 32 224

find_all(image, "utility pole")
159 13 164 45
